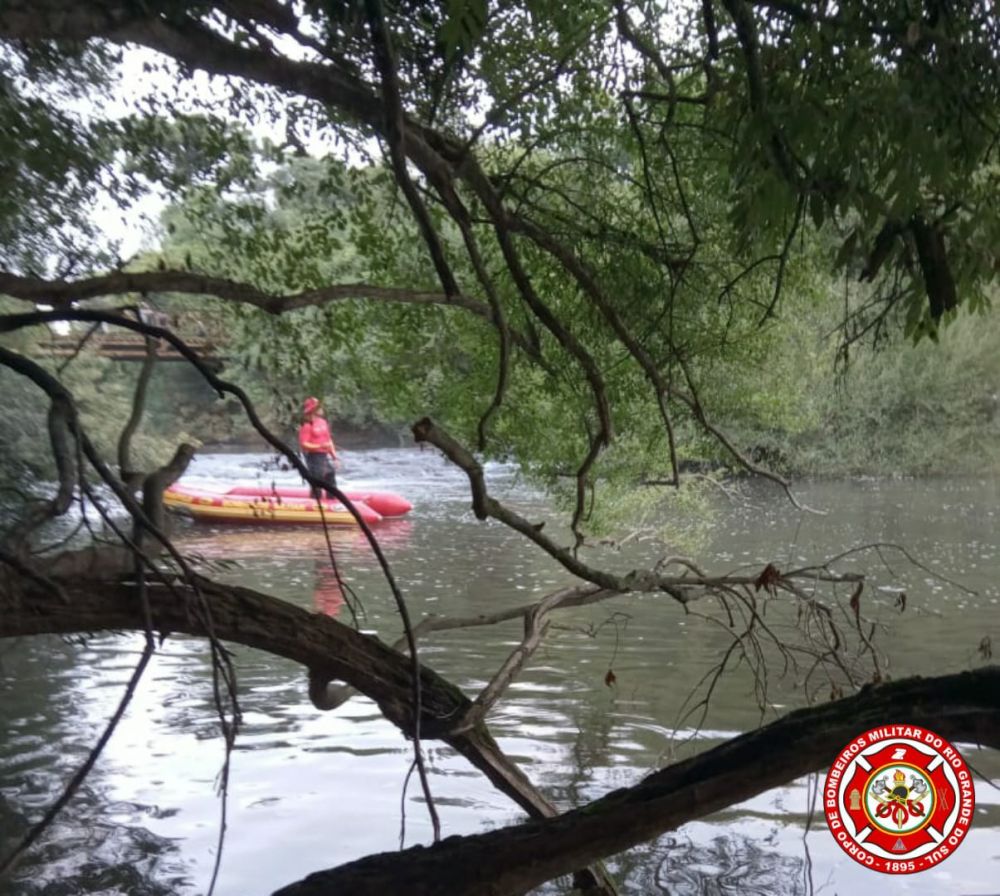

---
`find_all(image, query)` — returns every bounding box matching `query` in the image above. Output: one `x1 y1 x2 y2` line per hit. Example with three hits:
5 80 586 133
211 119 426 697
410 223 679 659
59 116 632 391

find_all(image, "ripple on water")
3 455 999 895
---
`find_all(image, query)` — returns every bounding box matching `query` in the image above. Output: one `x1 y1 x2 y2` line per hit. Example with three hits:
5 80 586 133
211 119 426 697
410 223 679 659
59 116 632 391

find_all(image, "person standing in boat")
298 396 340 499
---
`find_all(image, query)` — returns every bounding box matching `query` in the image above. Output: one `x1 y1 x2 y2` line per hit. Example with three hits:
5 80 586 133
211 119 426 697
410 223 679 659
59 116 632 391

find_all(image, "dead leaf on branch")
849 582 863 621
895 592 907 612
604 669 617 688
753 563 781 595
979 636 992 660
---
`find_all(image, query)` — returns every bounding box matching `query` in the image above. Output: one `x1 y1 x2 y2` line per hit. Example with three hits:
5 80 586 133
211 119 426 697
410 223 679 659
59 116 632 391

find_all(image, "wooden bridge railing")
39 332 221 364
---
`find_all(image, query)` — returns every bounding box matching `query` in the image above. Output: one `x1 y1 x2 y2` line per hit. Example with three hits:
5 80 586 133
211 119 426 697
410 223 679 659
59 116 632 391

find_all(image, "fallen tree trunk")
0 571 468 735
0 569 617 893
4 571 995 896
272 666 1000 896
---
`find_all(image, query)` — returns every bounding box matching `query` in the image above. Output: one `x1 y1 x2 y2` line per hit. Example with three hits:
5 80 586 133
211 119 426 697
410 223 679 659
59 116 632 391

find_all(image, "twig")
55 320 102 375
0 642 154 880
786 541 977 596
117 336 158 484
316 499 362 627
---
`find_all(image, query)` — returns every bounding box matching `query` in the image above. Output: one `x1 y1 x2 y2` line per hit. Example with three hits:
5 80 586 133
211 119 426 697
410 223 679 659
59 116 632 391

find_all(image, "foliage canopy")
0 1 998 894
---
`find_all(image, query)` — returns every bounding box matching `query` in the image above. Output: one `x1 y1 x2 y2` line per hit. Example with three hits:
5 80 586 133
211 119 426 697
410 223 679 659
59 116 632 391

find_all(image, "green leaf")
440 0 488 60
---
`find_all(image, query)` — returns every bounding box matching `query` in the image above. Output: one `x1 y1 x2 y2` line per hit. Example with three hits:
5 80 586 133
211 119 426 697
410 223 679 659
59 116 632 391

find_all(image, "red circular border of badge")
823 724 975 874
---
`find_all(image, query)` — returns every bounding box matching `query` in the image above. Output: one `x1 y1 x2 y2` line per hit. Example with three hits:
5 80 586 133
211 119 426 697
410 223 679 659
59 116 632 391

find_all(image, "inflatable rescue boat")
164 483 412 526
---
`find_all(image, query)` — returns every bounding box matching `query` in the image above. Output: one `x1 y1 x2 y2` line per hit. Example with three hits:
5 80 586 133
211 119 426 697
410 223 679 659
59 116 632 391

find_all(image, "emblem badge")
824 724 974 873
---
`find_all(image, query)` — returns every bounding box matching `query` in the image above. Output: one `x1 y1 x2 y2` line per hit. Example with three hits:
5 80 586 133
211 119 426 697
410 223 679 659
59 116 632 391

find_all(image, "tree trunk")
273 667 999 896
0 571 617 892
3 571 996 896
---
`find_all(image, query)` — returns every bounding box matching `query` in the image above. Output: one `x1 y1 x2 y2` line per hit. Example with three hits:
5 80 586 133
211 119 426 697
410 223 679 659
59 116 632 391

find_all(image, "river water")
1 448 998 895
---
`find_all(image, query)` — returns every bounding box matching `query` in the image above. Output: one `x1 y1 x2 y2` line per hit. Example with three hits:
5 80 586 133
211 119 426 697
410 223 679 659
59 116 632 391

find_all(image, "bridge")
40 332 223 367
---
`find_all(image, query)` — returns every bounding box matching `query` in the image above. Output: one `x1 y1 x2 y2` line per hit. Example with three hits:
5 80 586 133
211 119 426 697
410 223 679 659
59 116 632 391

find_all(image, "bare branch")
0 641 155 880
0 570 465 734
460 160 616 516
0 269 549 368
117 336 158 486
0 354 77 552
55 320 102 375
365 0 458 310
413 418 846 598
0 269 499 325
786 541 979 596
464 587 572 727
0 562 612 892
139 442 198 544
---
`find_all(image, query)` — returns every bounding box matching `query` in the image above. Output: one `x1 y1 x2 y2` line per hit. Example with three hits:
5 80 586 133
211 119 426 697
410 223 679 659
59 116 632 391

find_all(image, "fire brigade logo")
824 724 975 873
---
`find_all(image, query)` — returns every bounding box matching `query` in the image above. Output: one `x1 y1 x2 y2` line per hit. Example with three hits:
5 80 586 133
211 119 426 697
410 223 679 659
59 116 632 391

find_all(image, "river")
1 448 998 895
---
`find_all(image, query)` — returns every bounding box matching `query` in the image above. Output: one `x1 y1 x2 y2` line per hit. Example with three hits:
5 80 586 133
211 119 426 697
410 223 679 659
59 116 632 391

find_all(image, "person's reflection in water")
312 561 345 617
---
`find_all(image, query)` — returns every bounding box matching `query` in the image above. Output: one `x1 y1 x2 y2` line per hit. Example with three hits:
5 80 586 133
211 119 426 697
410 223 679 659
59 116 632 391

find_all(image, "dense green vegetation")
21 138 972 503
134 155 1000 484
2 3 998 500
0 2 998 894
6 186 999 489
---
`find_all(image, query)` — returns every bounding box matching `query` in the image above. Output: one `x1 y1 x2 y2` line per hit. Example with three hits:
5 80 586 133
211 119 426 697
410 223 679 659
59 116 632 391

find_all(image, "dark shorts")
304 452 337 498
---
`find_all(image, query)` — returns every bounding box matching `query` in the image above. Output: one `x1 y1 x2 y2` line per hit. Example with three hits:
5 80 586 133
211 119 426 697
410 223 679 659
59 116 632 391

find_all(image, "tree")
0 2 998 894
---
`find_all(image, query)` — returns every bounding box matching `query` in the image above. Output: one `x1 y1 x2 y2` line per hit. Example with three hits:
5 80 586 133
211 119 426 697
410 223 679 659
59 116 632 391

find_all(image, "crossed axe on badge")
871 771 931 828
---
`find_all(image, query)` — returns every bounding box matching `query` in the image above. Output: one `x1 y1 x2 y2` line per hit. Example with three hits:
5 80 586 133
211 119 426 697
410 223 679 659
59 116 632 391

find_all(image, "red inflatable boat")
164 483 411 526
224 485 412 518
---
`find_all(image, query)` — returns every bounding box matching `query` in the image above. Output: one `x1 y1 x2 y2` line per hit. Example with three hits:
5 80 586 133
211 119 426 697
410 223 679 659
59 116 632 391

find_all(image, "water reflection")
175 518 413 561
6 810 189 896
312 562 344 617
651 833 806 896
0 636 194 896
1 451 998 896
174 519 415 622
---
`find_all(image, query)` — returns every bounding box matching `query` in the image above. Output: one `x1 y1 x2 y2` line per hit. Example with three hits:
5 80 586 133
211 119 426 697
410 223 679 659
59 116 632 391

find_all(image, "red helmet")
303 396 320 414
